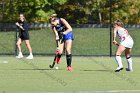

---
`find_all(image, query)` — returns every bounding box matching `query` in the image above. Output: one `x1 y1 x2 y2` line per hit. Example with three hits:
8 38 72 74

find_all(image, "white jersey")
117 28 134 48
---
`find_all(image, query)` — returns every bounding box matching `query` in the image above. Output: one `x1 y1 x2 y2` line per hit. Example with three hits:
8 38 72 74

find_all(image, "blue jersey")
54 18 65 33
54 18 74 41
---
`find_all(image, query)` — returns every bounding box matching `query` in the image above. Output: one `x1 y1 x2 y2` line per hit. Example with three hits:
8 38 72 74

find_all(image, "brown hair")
113 20 124 27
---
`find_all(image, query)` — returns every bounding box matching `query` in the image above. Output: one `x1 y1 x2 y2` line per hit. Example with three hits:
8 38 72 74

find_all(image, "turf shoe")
115 67 123 72
16 54 23 59
125 68 133 72
26 55 33 59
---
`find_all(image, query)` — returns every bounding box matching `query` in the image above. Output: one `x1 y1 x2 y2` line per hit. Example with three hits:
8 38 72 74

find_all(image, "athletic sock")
126 57 133 70
19 52 22 55
115 55 123 68
66 54 72 67
56 54 62 63
57 54 62 59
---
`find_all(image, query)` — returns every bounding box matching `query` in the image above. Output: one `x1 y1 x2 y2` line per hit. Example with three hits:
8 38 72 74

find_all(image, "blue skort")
63 31 74 41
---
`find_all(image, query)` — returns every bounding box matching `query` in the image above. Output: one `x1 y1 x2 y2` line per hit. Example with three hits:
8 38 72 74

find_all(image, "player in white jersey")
113 20 134 72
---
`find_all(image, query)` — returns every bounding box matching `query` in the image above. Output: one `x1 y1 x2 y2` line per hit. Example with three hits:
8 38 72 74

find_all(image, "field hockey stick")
49 38 63 68
113 41 119 47
49 55 57 68
49 40 59 68
15 28 19 55
116 43 119 46
114 42 119 47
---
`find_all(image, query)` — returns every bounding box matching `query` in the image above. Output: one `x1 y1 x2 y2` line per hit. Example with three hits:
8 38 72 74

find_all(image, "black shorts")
19 32 29 40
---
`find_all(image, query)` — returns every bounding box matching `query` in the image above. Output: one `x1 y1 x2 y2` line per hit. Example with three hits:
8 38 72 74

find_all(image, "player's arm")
15 22 24 30
60 18 72 35
52 27 61 50
52 26 59 40
113 28 119 46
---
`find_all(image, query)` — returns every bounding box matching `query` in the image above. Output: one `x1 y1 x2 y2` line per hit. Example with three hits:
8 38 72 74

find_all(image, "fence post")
109 0 112 57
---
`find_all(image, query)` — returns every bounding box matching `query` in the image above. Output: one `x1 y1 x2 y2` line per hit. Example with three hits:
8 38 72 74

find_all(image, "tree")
2 0 67 23
1 0 140 24
111 0 140 24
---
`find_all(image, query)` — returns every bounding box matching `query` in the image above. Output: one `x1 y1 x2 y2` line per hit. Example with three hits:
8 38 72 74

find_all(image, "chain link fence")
0 23 140 56
0 0 140 56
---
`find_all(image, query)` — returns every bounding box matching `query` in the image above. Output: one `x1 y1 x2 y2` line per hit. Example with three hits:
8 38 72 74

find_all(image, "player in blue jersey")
15 14 33 59
49 14 74 71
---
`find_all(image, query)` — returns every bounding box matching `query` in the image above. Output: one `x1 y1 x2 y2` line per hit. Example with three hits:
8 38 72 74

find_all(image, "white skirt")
120 35 134 48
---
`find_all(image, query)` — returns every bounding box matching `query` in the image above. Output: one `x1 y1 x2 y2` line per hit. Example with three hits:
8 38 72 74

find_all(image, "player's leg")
125 48 133 71
24 40 33 59
115 44 126 72
49 42 64 68
16 38 23 58
65 40 73 71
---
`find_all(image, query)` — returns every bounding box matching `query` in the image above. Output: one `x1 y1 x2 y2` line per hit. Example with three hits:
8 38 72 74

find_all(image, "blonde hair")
113 20 124 27
49 13 58 23
19 14 26 21
51 14 57 17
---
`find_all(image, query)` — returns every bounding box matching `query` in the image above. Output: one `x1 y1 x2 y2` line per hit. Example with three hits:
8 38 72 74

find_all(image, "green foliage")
35 10 48 23
1 0 140 23
49 0 67 5
34 0 48 8
112 0 140 23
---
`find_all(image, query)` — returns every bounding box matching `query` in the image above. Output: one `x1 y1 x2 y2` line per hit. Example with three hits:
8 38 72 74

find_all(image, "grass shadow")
12 68 64 70
82 69 113 72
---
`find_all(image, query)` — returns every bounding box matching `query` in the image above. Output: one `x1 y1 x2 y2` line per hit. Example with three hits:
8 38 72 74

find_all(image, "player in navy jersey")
49 14 74 71
15 14 33 59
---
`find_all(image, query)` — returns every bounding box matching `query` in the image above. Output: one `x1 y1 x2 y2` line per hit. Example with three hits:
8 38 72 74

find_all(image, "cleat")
115 67 123 72
16 54 23 59
126 68 133 72
26 55 33 59
67 66 73 71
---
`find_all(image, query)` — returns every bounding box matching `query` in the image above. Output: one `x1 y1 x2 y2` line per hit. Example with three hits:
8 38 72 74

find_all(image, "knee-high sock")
56 54 62 62
66 54 72 67
126 57 132 70
115 55 123 68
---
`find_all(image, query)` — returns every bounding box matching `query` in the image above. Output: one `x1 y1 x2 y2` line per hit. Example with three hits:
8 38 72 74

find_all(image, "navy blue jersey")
18 20 29 31
53 18 66 39
54 18 66 33
17 20 29 40
53 18 74 41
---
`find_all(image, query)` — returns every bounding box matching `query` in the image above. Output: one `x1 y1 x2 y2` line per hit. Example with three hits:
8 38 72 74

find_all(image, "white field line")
0 60 8 63
21 90 140 93
95 89 140 93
